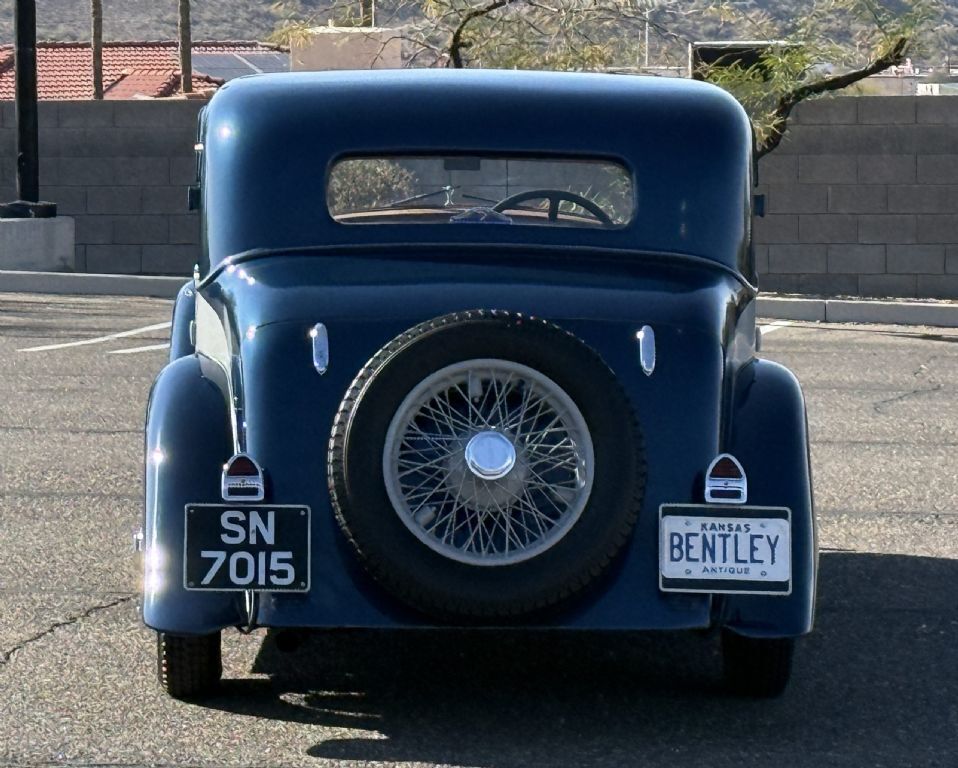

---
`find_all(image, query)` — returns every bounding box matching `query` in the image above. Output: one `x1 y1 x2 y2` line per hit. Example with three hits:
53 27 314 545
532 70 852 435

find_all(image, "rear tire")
157 631 222 700
722 629 794 697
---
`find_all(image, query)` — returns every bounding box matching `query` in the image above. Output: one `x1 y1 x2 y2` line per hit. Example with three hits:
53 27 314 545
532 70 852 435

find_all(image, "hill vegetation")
1 0 954 70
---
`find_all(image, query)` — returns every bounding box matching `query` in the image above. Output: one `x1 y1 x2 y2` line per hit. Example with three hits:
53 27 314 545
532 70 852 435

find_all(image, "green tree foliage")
328 158 416 214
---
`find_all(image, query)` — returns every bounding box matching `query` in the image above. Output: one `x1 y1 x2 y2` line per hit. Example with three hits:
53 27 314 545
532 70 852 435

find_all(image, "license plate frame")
659 503 791 596
183 504 311 593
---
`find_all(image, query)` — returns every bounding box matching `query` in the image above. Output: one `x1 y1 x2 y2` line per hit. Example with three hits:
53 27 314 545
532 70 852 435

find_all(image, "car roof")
200 70 754 278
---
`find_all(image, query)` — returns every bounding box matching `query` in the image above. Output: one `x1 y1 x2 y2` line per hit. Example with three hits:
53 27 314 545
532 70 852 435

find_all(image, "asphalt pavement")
0 293 956 767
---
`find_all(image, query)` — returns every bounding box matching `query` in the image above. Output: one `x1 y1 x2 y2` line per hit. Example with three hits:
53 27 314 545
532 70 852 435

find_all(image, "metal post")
14 0 40 203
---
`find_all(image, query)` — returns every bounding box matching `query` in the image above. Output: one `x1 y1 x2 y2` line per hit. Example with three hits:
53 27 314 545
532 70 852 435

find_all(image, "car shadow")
202 552 958 766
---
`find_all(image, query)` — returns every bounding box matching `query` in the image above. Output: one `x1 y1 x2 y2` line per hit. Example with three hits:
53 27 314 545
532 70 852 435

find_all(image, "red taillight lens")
226 455 259 476
709 456 743 479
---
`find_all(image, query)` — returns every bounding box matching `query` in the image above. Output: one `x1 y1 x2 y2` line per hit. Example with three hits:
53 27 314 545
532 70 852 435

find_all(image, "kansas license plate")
659 504 791 595
184 504 310 592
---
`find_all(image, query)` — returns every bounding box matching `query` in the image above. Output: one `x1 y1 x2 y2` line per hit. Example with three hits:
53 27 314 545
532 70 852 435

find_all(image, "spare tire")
328 310 644 620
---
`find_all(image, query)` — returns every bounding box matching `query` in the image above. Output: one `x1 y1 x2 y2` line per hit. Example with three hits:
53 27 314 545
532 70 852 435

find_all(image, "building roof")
0 40 288 100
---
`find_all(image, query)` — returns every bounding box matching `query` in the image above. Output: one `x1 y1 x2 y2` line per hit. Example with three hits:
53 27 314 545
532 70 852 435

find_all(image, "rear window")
327 155 633 228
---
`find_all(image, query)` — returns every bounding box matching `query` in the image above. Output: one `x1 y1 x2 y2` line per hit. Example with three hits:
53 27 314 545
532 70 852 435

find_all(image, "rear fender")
142 354 243 634
716 358 817 637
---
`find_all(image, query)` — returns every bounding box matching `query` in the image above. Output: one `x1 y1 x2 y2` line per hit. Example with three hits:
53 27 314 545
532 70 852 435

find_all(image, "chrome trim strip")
636 325 655 376
310 323 329 375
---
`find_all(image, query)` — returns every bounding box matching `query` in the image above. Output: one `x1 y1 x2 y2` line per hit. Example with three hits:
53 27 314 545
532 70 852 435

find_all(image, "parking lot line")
17 321 172 353
108 343 171 355
759 319 792 336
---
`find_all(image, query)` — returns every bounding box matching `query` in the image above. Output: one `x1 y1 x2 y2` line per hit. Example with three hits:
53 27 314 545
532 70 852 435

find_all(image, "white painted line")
17 321 171 353
108 342 171 355
759 319 792 336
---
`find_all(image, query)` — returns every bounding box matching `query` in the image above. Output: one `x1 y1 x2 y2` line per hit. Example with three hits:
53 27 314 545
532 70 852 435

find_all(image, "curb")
2 271 958 328
757 296 958 328
0 269 185 299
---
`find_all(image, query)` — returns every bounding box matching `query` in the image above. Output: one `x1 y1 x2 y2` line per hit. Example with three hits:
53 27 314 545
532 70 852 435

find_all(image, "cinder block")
799 155 857 184
753 244 769 275
113 101 175 128
858 97 916 124
169 156 198 185
164 99 206 123
114 157 170 186
58 157 114 186
87 186 142 214
888 185 958 214
58 102 114 129
917 215 958 244
768 244 827 274
858 155 915 184
797 273 860 296
74 215 114 245
168 214 200 245
799 214 858 243
113 100 203 128
886 244 945 274
758 274 800 294
757 154 797 184
0 128 15 155
792 97 858 125
40 157 59 186
947 247 958 274
37 102 59 128
770 125 828 155
859 214 917 244
816 125 904 156
141 244 200 276
917 155 958 184
917 97 958 125
859 274 917 298
916 275 958 299
914 125 958 154
42 186 87 215
829 185 886 213
143 186 188 214
752 214 798 244
768 184 828 214
112 215 168 244
85 244 141 274
827 244 885 274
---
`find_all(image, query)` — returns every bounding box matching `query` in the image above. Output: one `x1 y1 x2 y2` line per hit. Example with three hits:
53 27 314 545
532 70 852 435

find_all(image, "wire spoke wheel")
383 359 595 566
329 311 643 619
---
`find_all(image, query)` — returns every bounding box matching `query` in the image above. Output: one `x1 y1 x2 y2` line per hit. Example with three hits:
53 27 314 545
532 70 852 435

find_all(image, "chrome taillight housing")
704 453 747 505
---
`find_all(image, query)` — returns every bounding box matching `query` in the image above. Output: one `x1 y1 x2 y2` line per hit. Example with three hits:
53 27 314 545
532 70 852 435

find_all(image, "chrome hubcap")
382 359 594 566
464 430 517 480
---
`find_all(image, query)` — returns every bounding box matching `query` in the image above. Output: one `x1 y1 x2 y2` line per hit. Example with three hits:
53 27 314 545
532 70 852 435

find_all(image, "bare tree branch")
759 35 909 156
448 0 521 67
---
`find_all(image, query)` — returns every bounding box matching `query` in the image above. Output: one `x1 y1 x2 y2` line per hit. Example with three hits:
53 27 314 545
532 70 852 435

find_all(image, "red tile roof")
0 40 282 100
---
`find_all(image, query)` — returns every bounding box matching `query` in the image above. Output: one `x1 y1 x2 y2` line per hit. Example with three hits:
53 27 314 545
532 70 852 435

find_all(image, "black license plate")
184 504 310 592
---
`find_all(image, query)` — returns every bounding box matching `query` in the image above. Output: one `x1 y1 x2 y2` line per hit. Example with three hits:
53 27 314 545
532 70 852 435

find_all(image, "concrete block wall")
0 95 956 299
0 100 202 276
756 96 958 298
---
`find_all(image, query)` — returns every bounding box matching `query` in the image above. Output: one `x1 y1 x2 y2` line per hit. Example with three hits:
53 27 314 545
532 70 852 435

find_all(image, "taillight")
221 453 265 502
704 453 747 505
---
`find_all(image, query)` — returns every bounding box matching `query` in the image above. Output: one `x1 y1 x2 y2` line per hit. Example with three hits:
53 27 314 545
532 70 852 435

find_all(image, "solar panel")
192 52 289 81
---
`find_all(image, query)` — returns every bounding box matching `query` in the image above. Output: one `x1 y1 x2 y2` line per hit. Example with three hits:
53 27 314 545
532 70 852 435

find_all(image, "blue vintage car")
140 69 816 700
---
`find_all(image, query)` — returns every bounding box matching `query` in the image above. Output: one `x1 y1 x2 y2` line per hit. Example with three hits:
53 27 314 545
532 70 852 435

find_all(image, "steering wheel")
492 189 615 226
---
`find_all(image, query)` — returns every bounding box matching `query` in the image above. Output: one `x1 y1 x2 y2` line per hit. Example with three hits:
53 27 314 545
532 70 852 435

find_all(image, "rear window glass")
327 155 633 228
